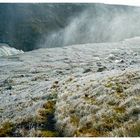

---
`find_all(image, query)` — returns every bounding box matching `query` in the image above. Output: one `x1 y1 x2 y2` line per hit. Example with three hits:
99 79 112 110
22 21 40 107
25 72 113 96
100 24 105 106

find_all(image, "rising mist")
41 4 140 48
1 3 140 51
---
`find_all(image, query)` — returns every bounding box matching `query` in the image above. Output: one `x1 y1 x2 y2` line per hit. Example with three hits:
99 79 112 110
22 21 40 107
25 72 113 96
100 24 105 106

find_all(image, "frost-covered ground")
1 37 140 136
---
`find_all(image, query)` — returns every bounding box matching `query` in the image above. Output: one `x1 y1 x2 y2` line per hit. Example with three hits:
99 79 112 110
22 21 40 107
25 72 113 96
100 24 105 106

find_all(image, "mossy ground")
0 88 61 137
0 121 15 137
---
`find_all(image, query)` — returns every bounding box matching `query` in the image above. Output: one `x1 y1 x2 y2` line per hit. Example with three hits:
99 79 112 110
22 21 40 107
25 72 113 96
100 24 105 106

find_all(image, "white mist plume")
42 4 140 48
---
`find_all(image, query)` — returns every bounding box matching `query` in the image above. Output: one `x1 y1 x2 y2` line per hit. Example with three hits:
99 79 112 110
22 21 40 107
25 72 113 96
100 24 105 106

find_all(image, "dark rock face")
0 3 85 51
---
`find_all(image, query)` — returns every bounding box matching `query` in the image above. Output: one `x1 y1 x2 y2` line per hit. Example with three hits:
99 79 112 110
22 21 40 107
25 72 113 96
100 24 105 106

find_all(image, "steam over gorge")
1 3 140 51
1 3 140 137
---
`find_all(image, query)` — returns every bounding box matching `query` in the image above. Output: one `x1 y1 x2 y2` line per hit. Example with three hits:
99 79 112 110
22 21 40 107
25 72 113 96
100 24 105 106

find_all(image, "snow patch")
0 44 24 57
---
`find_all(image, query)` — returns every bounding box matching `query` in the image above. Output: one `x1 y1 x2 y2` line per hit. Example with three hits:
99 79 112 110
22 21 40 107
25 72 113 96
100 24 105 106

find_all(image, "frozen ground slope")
0 37 140 136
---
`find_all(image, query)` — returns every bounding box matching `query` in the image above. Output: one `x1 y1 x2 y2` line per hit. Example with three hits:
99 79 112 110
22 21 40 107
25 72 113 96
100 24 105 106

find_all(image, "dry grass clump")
70 114 80 127
34 88 61 137
36 101 55 124
110 121 140 137
42 100 56 109
55 70 140 137
74 126 108 137
0 88 60 137
114 106 126 114
38 130 59 137
125 122 140 137
0 121 14 137
15 99 60 137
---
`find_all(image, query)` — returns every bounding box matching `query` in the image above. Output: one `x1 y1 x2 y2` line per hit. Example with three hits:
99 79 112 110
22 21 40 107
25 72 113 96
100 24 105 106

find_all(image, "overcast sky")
90 0 140 6
0 0 140 7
